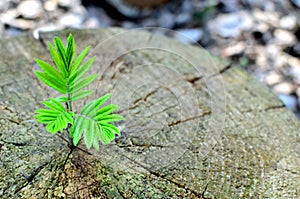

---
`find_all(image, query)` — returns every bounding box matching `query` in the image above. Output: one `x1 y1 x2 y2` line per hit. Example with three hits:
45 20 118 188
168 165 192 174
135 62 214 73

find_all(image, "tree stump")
0 28 299 198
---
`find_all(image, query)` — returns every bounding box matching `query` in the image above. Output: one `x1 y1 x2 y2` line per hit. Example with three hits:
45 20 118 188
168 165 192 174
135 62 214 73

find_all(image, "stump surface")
0 28 299 198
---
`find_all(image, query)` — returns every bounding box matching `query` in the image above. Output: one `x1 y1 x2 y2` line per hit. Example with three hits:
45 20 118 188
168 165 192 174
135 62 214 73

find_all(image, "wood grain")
0 28 299 198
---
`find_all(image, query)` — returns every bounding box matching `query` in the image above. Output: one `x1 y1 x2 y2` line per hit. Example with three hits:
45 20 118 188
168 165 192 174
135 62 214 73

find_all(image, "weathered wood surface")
0 28 299 198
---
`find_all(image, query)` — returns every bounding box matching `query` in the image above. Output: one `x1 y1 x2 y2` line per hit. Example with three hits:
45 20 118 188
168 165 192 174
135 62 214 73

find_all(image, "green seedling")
34 33 124 150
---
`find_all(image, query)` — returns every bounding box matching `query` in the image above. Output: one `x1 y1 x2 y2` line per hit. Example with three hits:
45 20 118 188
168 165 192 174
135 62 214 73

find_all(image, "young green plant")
34 33 124 150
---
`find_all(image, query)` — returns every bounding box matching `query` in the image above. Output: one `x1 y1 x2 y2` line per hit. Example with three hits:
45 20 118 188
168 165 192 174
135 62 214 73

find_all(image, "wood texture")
0 28 299 198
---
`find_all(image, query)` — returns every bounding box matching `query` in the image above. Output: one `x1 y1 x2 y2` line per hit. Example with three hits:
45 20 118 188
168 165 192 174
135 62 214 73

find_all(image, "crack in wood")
42 151 71 198
209 64 233 78
201 183 212 199
14 160 52 194
240 109 253 113
185 75 203 84
0 117 21 125
51 147 93 197
219 64 232 74
2 106 14 113
114 184 126 199
168 110 211 127
118 142 172 149
2 182 13 196
263 104 286 111
149 104 178 117
62 149 73 172
0 105 23 125
116 94 176 115
73 146 93 156
244 87 258 98
238 104 286 114
1 139 28 147
121 154 203 198
58 150 106 198
132 88 159 105
68 180 98 195
149 180 175 196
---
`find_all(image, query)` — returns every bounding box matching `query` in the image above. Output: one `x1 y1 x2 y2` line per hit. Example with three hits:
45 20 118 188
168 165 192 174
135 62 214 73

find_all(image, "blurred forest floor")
1 0 300 117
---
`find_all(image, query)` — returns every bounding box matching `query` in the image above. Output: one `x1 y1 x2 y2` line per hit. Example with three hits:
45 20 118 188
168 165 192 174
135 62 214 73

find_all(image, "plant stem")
66 127 75 149
67 84 72 112
66 83 75 149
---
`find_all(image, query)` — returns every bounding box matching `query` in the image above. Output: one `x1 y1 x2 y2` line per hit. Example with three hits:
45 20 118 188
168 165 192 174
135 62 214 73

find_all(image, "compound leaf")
71 94 124 149
35 33 125 151
35 98 74 133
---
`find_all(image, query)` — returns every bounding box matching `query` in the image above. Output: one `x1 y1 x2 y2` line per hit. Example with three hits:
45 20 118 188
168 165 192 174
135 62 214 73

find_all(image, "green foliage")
35 98 74 133
34 34 124 150
71 94 124 149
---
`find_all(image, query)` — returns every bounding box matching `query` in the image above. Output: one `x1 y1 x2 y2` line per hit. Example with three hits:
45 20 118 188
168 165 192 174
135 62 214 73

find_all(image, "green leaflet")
98 114 125 124
99 128 115 144
68 56 95 85
65 34 76 68
92 136 100 150
71 115 85 145
48 42 67 77
101 123 121 136
81 93 111 116
94 104 118 119
55 96 68 102
70 46 90 73
42 98 65 112
34 71 67 94
71 90 94 101
35 59 66 84
69 74 98 93
54 37 68 70
85 119 93 149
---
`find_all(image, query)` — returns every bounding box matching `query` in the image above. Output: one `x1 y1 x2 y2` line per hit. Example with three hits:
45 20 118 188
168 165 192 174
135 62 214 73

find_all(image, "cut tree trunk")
0 28 299 198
